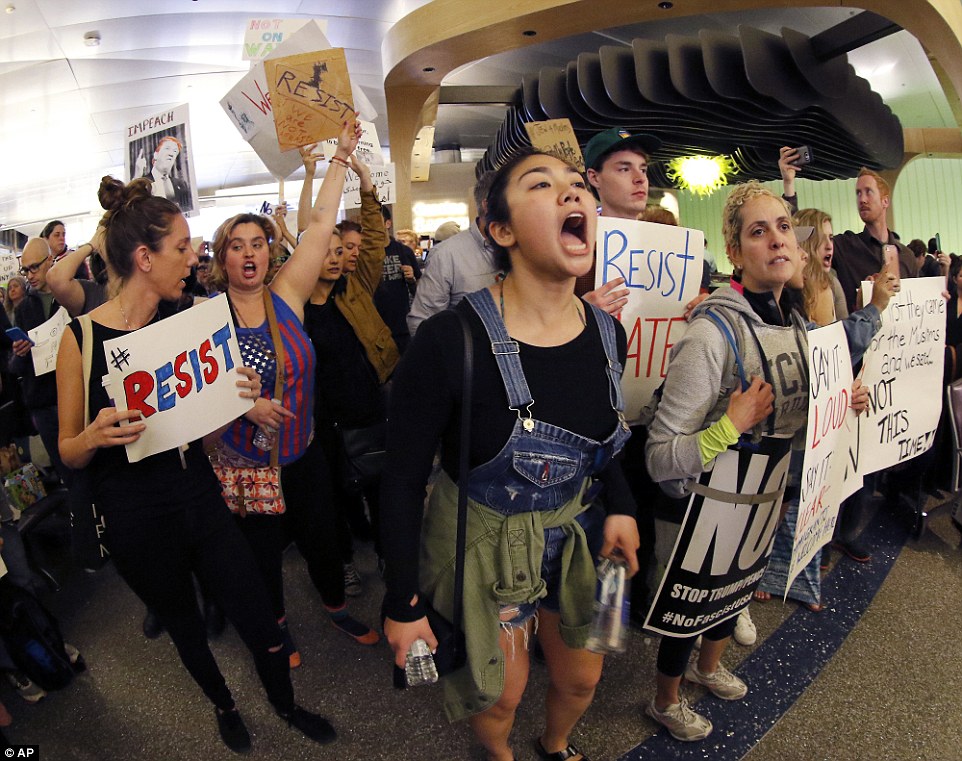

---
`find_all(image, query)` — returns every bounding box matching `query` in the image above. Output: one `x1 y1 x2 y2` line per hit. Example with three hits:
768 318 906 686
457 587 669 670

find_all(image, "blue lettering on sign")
601 227 696 302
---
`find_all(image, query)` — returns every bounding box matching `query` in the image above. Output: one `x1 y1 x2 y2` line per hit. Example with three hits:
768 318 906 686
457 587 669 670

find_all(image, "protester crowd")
0 123 957 760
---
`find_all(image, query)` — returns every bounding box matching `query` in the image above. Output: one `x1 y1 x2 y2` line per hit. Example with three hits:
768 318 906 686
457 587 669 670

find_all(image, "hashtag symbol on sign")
662 612 673 623
110 347 131 371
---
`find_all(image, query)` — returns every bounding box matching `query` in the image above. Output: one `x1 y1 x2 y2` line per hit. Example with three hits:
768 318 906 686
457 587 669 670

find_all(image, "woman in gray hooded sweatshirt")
642 181 897 742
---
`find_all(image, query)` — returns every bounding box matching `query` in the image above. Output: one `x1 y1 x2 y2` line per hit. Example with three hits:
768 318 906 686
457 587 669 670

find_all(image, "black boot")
215 708 251 754
142 609 164 639
275 705 336 745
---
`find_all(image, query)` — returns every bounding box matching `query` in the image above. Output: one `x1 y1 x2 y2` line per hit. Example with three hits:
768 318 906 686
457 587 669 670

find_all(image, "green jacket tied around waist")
420 472 598 722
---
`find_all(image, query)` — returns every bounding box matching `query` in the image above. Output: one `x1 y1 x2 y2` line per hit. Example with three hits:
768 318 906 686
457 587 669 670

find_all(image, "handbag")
210 451 284 516
420 309 473 677
214 289 287 517
338 421 386 491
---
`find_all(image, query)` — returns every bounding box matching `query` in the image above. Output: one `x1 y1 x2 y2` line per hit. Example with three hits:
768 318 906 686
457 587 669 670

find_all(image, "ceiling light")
666 155 737 196
422 66 435 72
523 30 537 37
658 1 674 8
83 31 101 47
5 5 15 14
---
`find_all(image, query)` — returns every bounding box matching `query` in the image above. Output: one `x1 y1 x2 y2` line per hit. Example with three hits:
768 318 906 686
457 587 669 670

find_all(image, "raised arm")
778 146 799 213
348 155 389 297
47 227 105 317
270 121 361 319
272 203 297 251
296 143 318 235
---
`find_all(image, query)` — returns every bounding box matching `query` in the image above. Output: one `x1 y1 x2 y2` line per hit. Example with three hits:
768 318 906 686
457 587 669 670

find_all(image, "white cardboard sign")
103 298 254 463
595 217 704 424
28 307 70 376
788 321 854 590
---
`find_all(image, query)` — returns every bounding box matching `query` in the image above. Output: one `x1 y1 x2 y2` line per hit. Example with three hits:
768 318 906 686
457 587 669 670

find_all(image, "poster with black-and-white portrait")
125 103 199 216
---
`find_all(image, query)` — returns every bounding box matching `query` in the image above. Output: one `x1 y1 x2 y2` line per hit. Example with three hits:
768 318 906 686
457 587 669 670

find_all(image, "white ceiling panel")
68 58 246 90
35 0 305 27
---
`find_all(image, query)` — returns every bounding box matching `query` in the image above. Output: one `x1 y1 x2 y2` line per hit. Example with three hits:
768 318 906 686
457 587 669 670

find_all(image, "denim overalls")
464 289 631 515
465 289 631 610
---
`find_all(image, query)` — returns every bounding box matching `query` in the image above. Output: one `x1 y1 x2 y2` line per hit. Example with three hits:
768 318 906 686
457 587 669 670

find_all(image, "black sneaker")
142 609 164 640
216 708 251 754
832 540 870 563
276 705 337 745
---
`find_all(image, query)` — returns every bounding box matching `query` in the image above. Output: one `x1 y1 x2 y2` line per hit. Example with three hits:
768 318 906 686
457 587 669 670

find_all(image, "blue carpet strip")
618 506 908 761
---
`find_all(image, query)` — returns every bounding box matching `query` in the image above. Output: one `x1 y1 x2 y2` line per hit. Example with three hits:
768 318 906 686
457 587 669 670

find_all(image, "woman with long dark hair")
381 149 639 761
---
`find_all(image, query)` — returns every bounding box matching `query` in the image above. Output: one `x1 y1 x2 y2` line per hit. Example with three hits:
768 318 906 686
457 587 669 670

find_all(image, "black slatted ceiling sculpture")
476 25 903 187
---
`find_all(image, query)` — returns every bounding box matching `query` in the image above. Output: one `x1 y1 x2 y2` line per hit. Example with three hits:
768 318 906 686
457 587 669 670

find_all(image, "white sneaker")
685 660 748 700
646 697 713 741
733 607 757 646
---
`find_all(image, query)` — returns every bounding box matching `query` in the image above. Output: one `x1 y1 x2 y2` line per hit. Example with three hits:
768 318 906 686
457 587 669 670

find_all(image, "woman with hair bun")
56 175 337 753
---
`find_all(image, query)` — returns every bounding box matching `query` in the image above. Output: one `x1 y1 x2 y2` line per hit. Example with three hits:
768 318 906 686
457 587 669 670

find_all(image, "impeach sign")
104 298 254 463
595 218 703 424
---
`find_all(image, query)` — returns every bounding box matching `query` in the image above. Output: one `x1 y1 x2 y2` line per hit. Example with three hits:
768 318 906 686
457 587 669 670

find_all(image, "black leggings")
232 438 348 624
105 489 293 713
656 616 740 678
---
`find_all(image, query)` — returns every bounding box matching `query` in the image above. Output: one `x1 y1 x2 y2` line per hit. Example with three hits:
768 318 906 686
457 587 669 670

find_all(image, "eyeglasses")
19 257 49 276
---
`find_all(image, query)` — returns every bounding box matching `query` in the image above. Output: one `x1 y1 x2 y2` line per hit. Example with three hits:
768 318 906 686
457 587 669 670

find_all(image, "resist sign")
103 297 254 463
595 217 704 424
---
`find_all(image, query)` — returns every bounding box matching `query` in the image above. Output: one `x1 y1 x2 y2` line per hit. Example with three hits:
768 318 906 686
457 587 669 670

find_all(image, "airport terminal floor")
8 492 961 761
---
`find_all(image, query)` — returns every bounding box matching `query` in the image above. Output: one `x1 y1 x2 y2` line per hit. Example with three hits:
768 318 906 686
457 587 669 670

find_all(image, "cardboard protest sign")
220 63 304 179
0 252 18 284
524 119 585 172
595 218 704 424
103 298 253 464
644 440 791 637
788 321 854 591
243 18 318 60
320 120 383 166
125 104 199 216
27 307 69 376
264 21 376 123
342 163 395 210
265 48 355 151
853 276 946 475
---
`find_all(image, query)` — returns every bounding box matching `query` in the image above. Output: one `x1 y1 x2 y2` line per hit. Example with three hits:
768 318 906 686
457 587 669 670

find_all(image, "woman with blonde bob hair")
208 121 380 668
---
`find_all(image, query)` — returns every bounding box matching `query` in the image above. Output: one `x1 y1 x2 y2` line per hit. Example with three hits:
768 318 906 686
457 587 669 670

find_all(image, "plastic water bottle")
252 425 277 451
405 638 438 687
585 557 630 655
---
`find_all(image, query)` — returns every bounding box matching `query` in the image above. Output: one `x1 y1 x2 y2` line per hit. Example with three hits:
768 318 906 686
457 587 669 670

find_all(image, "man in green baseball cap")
584 128 662 219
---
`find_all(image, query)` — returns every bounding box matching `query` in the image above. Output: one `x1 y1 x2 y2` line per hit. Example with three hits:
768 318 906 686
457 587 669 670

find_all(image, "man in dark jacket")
10 238 69 484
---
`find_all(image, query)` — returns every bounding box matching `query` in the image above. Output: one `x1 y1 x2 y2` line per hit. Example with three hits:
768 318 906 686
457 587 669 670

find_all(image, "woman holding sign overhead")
56 176 338 752
209 120 380 664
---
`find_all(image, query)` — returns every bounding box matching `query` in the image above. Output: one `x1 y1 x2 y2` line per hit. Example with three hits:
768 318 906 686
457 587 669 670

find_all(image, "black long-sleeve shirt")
380 298 637 620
